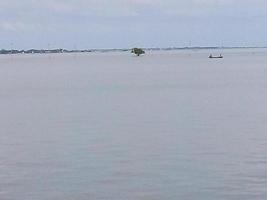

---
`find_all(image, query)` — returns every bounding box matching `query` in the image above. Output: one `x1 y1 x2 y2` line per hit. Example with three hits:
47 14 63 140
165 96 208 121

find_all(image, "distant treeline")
0 48 132 55
0 49 94 55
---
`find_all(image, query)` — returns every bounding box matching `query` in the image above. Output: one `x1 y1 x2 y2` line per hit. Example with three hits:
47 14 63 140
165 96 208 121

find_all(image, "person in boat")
209 54 223 58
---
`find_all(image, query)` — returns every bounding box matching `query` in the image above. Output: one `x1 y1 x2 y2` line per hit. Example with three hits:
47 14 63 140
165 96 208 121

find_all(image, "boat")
209 54 223 59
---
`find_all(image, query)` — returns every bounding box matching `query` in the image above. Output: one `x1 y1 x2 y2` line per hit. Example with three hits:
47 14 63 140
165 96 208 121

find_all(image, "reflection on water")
1 50 267 200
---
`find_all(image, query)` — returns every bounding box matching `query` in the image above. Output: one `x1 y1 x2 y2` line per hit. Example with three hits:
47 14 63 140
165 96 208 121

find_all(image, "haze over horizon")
1 0 267 49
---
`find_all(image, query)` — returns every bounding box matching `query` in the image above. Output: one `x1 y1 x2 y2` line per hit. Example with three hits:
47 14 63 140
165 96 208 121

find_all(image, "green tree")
131 48 145 56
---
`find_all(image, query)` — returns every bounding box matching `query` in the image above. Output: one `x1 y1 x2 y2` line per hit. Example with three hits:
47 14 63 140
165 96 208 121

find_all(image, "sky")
1 0 267 49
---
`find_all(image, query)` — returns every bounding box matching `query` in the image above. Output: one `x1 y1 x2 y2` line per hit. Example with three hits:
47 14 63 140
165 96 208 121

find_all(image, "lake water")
1 49 267 200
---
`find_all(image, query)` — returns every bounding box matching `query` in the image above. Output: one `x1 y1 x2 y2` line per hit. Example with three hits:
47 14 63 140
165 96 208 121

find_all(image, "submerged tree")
131 48 145 56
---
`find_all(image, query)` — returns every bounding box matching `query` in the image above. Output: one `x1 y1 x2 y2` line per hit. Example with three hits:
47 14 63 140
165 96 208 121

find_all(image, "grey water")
1 49 267 200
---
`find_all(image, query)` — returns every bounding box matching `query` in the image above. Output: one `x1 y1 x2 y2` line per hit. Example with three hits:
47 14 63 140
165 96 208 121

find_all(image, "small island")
131 48 145 56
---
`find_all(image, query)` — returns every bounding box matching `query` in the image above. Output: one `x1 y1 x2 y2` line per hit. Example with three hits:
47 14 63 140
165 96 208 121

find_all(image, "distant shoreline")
1 46 267 55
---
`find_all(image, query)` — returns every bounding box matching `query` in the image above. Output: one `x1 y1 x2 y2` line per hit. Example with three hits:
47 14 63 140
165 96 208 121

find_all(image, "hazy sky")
1 0 267 49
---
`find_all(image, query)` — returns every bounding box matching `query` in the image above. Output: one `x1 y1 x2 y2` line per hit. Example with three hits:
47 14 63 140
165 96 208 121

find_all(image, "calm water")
1 49 267 200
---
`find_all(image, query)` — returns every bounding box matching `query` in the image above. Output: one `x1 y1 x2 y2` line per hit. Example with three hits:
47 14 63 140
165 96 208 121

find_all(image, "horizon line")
2 46 267 50
1 46 267 55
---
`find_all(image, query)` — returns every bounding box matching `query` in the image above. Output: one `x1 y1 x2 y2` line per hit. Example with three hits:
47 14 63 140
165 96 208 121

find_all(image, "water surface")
1 49 267 200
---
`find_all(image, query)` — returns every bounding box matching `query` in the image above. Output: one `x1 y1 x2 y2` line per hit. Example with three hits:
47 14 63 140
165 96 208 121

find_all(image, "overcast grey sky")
1 0 267 49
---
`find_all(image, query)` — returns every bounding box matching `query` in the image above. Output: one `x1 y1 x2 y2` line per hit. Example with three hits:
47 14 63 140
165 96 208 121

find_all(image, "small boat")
209 54 223 59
